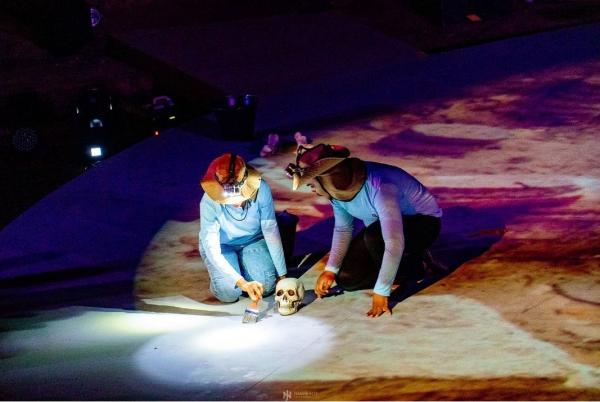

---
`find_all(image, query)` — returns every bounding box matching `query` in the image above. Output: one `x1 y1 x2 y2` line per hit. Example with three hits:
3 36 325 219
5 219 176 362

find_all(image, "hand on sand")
367 293 391 317
315 271 336 298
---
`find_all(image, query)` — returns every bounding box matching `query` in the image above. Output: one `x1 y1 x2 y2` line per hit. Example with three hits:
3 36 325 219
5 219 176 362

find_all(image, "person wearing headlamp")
286 144 443 317
199 153 287 303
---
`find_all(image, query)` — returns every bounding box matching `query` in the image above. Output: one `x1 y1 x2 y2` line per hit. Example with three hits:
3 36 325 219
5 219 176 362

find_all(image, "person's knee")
240 240 278 296
211 283 241 303
214 290 241 303
262 274 277 296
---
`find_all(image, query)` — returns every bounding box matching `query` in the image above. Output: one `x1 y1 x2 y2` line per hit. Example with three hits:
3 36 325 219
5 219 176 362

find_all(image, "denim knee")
210 281 242 303
239 238 278 295
262 274 277 296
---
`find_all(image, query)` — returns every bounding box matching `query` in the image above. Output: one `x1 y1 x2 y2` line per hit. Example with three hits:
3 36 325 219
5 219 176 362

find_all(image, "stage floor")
1 23 599 400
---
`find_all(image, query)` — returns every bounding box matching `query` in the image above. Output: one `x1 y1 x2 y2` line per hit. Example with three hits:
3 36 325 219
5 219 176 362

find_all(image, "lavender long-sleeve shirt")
325 162 442 296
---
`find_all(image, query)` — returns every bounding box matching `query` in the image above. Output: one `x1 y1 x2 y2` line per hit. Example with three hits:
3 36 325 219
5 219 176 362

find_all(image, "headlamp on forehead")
218 153 248 198
284 144 318 190
285 163 304 191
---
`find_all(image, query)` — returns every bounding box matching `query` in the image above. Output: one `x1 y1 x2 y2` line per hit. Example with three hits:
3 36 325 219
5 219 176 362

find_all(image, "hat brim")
293 157 346 190
201 165 262 204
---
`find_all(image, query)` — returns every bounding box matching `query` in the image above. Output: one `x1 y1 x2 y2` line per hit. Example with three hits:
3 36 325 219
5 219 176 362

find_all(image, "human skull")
275 278 305 315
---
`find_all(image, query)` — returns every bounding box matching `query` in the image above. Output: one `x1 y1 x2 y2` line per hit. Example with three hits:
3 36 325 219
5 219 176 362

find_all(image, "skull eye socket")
276 290 284 297
287 289 296 297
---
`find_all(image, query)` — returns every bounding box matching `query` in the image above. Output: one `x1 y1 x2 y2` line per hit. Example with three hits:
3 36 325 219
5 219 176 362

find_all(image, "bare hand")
239 280 264 301
367 293 391 317
315 271 336 298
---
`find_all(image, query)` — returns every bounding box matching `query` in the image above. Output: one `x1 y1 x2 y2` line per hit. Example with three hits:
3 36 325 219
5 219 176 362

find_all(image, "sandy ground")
130 59 600 398
1 17 599 399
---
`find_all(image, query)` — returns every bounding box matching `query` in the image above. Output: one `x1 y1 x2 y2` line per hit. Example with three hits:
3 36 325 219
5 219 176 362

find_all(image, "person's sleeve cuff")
231 273 244 288
324 265 339 274
373 284 391 297
276 266 287 277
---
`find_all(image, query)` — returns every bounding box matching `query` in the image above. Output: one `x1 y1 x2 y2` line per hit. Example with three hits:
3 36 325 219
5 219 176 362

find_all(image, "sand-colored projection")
135 60 600 399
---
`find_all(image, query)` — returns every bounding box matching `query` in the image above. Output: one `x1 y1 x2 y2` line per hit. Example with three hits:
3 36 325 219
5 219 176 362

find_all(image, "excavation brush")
242 299 260 324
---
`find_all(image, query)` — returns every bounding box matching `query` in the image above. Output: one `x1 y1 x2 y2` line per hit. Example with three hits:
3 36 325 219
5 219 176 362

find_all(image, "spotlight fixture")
12 127 39 152
151 95 177 132
75 87 114 165
90 7 102 28
89 146 103 158
89 118 103 128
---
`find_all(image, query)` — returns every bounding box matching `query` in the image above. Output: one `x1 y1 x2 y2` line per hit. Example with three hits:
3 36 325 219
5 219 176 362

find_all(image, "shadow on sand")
293 205 505 310
0 205 503 317
389 205 505 306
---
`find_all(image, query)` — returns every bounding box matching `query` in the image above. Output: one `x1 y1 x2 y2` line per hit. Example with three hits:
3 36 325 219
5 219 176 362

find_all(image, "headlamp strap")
227 153 237 184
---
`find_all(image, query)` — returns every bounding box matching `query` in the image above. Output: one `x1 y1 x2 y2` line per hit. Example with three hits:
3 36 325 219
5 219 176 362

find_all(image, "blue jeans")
199 238 278 303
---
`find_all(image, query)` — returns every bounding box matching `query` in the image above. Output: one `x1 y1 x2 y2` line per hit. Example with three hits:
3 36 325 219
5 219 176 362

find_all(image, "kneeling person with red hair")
199 153 287 303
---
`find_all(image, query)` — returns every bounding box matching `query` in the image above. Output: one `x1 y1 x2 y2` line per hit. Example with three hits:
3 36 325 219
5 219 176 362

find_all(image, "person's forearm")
261 219 287 277
325 224 353 273
374 251 402 296
200 202 243 287
200 233 243 286
372 187 404 297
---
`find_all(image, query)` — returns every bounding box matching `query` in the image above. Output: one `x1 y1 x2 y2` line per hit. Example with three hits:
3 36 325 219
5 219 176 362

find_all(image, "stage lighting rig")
150 95 177 134
74 87 114 165
88 146 103 158
90 7 102 28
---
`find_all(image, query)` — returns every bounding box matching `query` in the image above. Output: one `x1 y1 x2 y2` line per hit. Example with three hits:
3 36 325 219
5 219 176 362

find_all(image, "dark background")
1 0 600 228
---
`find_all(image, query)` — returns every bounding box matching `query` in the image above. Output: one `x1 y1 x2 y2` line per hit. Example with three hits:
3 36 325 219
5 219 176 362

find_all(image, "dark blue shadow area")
0 252 65 271
433 205 507 271
288 204 505 307
293 217 335 257
281 204 510 309
286 216 367 278
295 217 366 257
287 252 326 279
390 205 505 306
0 132 262 317
299 287 345 311
0 260 139 317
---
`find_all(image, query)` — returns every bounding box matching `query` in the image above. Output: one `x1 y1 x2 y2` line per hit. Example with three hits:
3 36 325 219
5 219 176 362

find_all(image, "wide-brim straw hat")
287 144 350 190
201 154 262 204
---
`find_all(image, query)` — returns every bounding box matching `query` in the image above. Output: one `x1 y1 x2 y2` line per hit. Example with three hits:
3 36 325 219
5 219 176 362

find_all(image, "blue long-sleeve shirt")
325 162 442 296
199 180 287 288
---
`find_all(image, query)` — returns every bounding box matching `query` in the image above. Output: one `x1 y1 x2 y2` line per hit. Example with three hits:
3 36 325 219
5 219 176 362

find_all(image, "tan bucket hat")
200 153 261 204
